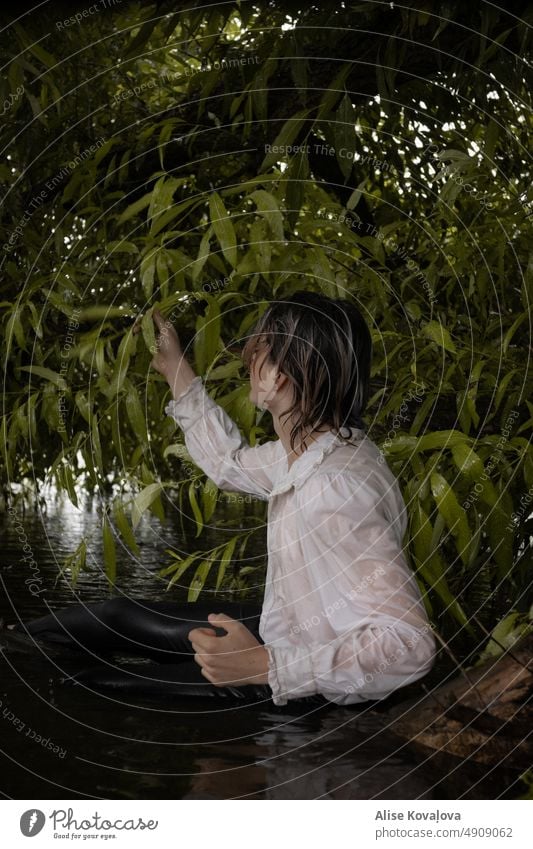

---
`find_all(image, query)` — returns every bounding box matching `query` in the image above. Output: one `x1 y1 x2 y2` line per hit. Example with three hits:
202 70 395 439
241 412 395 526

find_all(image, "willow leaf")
189 481 204 537
113 501 140 556
132 482 164 528
216 536 238 591
209 192 237 268
188 559 212 601
102 515 117 586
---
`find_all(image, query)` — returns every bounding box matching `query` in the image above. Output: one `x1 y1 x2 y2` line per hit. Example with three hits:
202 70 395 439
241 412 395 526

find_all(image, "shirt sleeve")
265 471 437 706
164 375 282 500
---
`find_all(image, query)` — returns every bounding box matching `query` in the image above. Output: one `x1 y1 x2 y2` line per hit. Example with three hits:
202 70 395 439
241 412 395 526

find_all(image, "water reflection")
1 486 266 619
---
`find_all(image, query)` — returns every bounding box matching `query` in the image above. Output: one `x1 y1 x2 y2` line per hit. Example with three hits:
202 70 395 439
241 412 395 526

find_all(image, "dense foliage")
1 1 532 655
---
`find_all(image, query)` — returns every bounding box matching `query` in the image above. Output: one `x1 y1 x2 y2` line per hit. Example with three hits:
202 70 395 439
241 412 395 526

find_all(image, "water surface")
0 491 520 799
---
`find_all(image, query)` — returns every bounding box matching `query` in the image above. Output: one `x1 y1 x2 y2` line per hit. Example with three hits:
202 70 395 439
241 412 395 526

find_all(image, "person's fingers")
188 627 217 644
152 308 168 331
207 612 236 629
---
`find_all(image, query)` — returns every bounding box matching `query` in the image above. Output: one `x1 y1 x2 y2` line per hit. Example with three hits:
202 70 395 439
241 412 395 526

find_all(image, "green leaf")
113 501 140 556
19 365 68 390
450 441 485 480
163 443 195 464
0 416 11 479
125 384 148 445
102 515 117 586
383 429 470 456
475 612 532 663
283 148 309 228
250 190 284 243
334 93 356 181
106 333 136 400
451 442 498 507
106 240 140 255
188 480 204 537
188 559 212 601
152 196 201 239
410 502 472 629
209 192 237 268
141 248 158 300
310 245 338 297
194 296 221 374
420 320 457 354
502 313 528 356
148 176 186 234
23 37 58 69
141 308 156 355
75 390 92 424
216 536 238 591
191 226 213 283
202 478 219 522
124 18 159 59
27 302 43 340
94 341 106 378
158 120 177 169
91 413 103 473
25 90 47 124
132 482 164 529
77 306 135 322
60 539 88 588
6 308 27 351
62 464 79 508
248 218 270 274
208 359 242 380
346 178 367 211
163 551 199 587
483 499 515 581
494 369 521 412
430 472 472 567
260 108 312 172
317 63 353 119
118 191 152 224
27 392 38 440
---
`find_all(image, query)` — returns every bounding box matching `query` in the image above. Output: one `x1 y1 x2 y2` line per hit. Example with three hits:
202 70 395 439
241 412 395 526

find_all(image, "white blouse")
165 376 437 707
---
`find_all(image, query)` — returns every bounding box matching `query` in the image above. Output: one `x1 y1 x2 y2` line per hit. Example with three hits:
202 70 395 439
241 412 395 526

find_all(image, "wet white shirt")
165 376 437 707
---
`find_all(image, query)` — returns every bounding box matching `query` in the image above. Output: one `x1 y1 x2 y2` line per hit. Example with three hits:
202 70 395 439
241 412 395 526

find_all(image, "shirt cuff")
265 644 319 706
164 375 206 430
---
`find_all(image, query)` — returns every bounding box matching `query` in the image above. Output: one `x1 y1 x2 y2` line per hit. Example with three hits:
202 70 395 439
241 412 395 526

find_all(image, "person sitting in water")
10 290 436 705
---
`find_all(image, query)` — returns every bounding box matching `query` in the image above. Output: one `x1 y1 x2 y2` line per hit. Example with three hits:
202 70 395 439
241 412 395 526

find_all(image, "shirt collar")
270 427 364 497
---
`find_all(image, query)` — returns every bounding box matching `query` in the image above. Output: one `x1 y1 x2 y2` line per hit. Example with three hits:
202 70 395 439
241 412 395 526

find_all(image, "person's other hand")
188 613 270 686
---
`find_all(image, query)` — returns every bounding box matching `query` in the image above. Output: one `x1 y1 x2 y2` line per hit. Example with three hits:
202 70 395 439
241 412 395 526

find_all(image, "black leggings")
13 598 326 705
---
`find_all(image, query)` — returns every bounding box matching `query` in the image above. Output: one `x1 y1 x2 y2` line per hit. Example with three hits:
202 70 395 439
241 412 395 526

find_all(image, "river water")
0 490 524 799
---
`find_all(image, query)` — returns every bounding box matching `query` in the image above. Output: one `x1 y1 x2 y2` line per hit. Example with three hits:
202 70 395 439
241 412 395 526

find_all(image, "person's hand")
188 613 270 687
133 309 183 380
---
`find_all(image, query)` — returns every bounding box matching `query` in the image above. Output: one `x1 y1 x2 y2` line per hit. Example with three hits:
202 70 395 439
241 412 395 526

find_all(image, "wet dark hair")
241 290 372 452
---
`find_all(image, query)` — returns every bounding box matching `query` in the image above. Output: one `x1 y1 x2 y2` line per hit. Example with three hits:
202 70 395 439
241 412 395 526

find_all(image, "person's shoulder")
318 430 385 482
303 434 406 522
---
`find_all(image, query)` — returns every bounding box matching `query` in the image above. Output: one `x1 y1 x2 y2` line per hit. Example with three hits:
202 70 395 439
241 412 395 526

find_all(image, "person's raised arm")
133 308 196 398
150 309 198 400
134 309 283 499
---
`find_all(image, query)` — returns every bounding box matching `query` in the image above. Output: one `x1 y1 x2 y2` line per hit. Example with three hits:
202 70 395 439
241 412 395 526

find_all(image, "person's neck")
271 411 332 470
